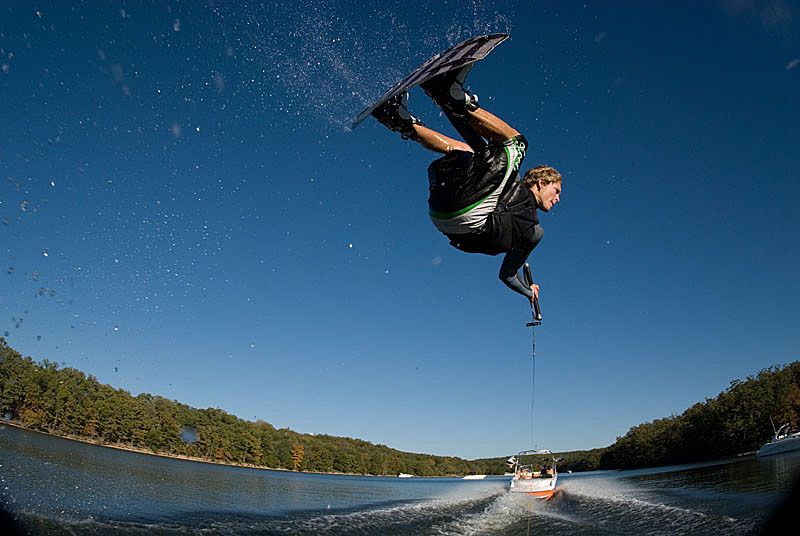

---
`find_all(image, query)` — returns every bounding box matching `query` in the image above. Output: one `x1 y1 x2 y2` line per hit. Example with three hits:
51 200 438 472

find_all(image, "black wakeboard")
351 33 509 130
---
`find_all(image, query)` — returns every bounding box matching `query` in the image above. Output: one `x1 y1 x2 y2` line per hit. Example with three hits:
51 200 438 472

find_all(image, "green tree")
291 442 304 470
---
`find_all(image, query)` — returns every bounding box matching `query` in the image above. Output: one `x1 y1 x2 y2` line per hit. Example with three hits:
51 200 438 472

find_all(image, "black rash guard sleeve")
498 241 535 299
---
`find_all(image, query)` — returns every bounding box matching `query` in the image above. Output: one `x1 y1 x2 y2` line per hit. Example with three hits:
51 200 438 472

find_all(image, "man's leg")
466 108 519 143
413 124 473 154
422 64 520 145
371 92 472 154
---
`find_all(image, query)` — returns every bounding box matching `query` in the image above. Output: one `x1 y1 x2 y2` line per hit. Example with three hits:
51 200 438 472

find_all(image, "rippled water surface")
2 425 798 535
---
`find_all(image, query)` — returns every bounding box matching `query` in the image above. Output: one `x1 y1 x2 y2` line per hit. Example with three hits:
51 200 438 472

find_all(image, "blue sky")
2 1 799 459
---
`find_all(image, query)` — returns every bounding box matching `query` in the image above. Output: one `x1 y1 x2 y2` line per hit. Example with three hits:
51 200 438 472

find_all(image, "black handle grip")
523 263 542 322
523 263 533 286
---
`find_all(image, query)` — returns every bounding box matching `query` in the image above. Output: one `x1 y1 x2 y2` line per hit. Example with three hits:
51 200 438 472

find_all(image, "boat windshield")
516 460 554 476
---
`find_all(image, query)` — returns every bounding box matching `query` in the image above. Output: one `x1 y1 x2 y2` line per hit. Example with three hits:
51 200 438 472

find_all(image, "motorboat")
507 449 560 499
398 473 413 478
462 474 486 480
758 423 800 457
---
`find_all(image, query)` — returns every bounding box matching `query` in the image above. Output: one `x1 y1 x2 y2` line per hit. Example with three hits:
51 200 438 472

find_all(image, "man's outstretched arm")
498 243 537 300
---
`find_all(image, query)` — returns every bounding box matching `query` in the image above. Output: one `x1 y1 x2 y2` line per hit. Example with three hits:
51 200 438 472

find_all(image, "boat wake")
5 487 512 536
551 477 758 535
5 476 763 535
4 483 568 536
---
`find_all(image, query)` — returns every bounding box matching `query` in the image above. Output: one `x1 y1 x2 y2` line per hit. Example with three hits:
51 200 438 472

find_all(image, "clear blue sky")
2 1 798 459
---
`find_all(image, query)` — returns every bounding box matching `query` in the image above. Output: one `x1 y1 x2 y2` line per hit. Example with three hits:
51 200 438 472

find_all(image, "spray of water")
213 1 513 131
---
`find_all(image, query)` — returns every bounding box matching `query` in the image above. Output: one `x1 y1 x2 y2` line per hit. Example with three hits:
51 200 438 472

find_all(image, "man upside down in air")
371 64 562 303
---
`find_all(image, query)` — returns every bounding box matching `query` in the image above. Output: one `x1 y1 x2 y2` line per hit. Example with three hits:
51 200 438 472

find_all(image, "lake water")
1 424 797 535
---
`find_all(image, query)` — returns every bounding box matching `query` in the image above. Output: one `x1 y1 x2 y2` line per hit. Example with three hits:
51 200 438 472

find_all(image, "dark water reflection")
628 453 800 494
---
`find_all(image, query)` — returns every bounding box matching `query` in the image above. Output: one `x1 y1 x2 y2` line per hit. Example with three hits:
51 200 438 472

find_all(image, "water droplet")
180 427 198 444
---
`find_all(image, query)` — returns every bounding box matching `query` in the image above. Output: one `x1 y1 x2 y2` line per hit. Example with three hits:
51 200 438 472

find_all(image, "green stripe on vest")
429 140 522 220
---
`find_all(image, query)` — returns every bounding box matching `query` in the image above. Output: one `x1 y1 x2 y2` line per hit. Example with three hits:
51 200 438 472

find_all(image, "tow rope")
523 263 541 534
523 263 541 447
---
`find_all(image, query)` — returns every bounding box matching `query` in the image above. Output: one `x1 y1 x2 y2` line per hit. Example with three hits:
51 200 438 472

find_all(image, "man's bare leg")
419 62 520 144
466 108 519 143
412 124 473 154
410 109 516 153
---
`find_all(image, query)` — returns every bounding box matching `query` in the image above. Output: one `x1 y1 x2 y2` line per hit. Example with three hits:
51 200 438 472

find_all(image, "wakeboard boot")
420 63 480 117
370 92 423 140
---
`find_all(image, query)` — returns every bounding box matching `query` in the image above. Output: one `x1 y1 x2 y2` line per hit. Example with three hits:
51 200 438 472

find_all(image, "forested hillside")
598 362 800 469
0 338 499 475
2 338 797 474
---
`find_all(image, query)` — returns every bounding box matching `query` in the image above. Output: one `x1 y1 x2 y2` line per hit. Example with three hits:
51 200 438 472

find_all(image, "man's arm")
498 242 536 299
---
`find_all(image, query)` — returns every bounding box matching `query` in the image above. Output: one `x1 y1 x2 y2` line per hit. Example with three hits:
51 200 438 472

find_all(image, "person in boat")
371 65 562 302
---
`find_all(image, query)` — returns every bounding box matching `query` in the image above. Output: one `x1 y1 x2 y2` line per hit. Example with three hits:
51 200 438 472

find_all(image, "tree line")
449 362 800 473
597 361 800 469
0 338 506 476
2 338 798 474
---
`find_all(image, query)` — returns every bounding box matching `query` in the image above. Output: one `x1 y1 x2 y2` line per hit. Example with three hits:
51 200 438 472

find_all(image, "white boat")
462 474 486 480
758 423 800 457
398 473 413 478
507 449 560 499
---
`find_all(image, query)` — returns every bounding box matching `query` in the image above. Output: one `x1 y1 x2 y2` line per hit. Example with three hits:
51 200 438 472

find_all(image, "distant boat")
507 449 561 500
758 423 800 457
462 474 486 480
398 473 413 478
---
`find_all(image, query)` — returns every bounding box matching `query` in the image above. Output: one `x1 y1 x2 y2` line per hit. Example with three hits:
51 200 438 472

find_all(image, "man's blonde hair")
523 166 562 188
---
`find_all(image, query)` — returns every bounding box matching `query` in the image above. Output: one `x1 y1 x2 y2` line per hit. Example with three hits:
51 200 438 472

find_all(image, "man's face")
535 180 561 212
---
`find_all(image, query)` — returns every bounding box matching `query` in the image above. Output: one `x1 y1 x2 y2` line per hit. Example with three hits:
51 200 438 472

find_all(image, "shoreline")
3 421 756 476
0 420 390 478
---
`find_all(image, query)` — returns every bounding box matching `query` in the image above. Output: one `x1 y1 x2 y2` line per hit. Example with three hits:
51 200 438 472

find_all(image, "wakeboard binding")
370 91 423 141
420 63 480 118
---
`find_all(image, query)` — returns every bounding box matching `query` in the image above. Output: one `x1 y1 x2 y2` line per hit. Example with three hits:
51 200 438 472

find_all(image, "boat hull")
758 436 800 457
509 475 557 499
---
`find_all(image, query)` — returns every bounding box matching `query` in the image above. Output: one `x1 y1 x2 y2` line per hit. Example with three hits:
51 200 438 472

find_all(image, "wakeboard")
351 33 509 130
